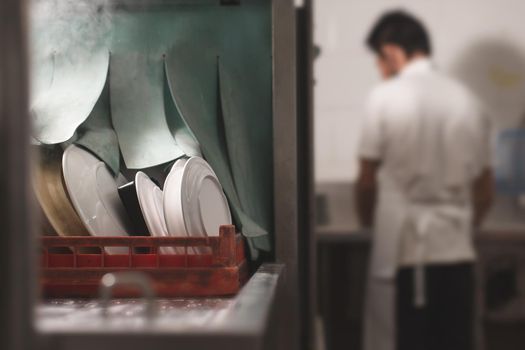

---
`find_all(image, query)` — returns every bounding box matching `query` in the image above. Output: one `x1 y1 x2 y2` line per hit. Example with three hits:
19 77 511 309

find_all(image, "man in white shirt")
356 10 494 350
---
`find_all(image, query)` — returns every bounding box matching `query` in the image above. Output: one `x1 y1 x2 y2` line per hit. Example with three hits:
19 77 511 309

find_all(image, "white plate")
62 144 132 254
163 157 232 254
181 157 232 240
135 171 176 254
163 158 192 253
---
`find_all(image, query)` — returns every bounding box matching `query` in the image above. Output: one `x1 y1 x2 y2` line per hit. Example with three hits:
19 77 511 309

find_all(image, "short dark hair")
366 10 432 56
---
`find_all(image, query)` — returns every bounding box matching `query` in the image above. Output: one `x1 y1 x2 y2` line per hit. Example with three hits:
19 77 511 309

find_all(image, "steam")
29 0 113 57
29 0 114 101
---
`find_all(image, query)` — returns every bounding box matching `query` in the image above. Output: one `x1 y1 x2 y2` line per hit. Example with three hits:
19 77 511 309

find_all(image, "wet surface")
315 182 525 237
37 298 234 332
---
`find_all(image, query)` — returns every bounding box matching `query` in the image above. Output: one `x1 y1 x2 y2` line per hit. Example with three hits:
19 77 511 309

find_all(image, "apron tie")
412 209 433 308
414 263 426 307
409 205 469 308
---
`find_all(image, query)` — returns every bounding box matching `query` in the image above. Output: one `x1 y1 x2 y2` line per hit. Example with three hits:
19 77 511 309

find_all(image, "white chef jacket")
359 58 491 278
360 58 491 350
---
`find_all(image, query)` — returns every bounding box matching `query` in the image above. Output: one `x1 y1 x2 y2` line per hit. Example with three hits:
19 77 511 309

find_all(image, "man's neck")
397 53 430 74
403 53 429 68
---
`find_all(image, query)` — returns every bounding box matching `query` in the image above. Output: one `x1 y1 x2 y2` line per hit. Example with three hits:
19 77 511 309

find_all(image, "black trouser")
396 263 475 350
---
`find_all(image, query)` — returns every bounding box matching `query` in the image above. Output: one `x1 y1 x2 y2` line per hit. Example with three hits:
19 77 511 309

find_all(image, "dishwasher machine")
0 1 312 349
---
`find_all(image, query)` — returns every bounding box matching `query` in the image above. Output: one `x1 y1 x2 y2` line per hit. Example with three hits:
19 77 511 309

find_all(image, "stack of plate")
164 157 232 254
118 171 175 254
62 145 133 254
32 146 93 253
32 146 90 238
116 156 232 254
36 145 232 255
33 145 232 254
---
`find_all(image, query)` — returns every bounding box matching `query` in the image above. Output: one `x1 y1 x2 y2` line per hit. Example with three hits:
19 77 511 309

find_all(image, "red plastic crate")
40 225 248 298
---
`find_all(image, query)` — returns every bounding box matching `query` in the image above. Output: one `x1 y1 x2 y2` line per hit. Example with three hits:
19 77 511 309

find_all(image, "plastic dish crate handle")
99 272 157 321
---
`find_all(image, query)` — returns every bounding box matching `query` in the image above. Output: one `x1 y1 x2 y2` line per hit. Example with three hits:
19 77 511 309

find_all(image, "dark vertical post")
296 0 316 349
272 0 299 349
0 0 35 349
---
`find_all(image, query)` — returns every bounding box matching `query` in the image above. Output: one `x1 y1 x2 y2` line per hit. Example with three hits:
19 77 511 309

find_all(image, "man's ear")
382 44 408 72
379 45 396 72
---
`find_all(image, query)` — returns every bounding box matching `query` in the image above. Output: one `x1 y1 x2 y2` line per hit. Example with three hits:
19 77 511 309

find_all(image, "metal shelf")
37 264 283 350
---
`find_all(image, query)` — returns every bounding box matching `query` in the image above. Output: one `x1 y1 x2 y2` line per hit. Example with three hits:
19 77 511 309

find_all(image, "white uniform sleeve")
358 90 384 160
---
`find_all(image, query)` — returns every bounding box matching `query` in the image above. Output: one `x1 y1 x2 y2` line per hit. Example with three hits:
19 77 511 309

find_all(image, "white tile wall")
314 0 525 182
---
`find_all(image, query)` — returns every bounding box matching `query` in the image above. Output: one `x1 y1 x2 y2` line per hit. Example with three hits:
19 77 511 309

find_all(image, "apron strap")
412 211 431 308
414 263 426 307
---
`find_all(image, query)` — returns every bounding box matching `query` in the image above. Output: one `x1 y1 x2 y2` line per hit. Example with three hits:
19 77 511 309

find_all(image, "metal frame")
272 1 300 350
296 0 316 349
0 0 37 349
38 264 285 350
0 0 300 349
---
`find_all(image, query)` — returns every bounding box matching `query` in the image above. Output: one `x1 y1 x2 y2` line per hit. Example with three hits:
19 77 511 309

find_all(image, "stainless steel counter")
37 264 284 350
316 182 525 350
316 181 525 241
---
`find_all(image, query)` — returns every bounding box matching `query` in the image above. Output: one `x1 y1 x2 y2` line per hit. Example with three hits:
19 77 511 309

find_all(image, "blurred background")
315 1 525 350
2 0 525 349
316 0 525 183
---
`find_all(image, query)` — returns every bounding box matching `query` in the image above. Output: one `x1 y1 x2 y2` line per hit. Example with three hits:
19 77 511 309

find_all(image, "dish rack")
40 225 248 298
